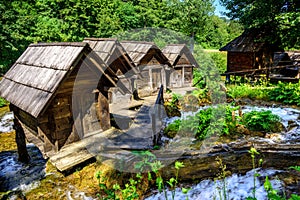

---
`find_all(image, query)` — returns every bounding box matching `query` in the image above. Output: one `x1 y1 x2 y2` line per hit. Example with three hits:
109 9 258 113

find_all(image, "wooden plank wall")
136 70 151 97
37 56 105 154
183 67 193 86
170 69 183 88
227 52 254 72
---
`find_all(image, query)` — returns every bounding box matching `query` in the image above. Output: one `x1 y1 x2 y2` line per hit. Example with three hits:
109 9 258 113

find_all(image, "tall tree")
220 0 300 49
0 1 35 74
176 0 215 51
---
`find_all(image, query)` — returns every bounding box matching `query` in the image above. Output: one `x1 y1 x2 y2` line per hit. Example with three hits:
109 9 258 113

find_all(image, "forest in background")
1 0 299 75
0 0 242 75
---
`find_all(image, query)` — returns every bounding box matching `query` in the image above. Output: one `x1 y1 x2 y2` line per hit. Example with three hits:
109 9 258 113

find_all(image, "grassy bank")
227 82 300 106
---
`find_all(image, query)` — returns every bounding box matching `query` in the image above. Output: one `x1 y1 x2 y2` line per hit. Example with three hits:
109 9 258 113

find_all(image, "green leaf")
175 161 185 170
182 187 191 194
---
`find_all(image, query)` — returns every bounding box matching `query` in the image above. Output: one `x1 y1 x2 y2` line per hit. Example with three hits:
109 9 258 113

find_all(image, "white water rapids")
145 168 283 200
0 105 299 199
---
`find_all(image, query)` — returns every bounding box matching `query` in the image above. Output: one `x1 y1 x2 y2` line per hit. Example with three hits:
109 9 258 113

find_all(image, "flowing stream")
164 105 300 144
0 112 14 133
153 105 300 200
241 106 300 143
0 111 47 194
0 105 300 199
0 144 46 192
145 168 283 200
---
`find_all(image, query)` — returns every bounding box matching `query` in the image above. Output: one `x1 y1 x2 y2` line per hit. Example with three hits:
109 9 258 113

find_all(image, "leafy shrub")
183 107 214 140
165 105 239 140
208 52 227 74
192 88 210 103
268 82 300 106
242 110 281 132
227 82 300 106
227 84 270 100
0 97 8 107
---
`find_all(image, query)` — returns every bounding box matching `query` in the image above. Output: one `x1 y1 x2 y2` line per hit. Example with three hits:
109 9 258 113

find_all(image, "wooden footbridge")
48 86 166 172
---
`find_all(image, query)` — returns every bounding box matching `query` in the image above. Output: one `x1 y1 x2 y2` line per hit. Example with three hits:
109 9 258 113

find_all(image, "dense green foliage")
164 105 239 140
0 0 243 75
227 84 271 100
192 47 228 101
164 103 283 139
242 110 281 132
220 0 300 49
227 82 300 106
269 82 300 106
206 51 227 74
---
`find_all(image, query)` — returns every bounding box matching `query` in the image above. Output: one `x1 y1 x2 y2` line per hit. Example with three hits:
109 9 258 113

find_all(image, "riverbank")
1 96 300 199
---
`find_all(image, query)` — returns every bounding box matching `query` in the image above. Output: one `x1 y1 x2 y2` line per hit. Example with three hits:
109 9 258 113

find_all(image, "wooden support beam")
13 116 30 163
223 65 298 76
84 53 118 88
98 91 111 131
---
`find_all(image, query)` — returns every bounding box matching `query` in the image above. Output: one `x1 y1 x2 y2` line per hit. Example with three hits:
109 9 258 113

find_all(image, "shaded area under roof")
162 44 199 68
120 41 170 66
83 38 139 75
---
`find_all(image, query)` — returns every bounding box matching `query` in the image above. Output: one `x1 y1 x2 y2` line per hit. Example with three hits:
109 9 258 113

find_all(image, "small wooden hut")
219 28 280 77
83 38 140 103
162 44 199 88
120 41 171 97
0 42 124 157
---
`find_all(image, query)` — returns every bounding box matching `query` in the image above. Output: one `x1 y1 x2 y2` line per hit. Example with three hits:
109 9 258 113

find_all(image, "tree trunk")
13 117 30 163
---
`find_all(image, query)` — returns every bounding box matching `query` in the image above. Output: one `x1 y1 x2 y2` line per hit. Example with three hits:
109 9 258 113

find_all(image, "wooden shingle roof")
162 44 199 68
120 41 170 66
219 29 266 52
83 38 139 75
0 42 118 118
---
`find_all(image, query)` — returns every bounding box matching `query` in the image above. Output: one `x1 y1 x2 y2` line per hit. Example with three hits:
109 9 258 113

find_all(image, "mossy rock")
164 103 181 117
236 124 251 135
164 129 178 138
164 120 181 138
271 121 286 132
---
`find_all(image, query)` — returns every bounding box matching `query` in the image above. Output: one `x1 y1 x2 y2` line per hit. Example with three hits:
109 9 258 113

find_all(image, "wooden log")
13 116 30 163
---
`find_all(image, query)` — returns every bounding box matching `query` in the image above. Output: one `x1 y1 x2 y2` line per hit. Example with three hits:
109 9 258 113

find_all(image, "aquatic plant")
95 170 141 200
246 148 300 200
214 157 229 200
242 110 281 132
164 105 240 140
164 119 181 138
247 147 263 200
150 161 187 200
